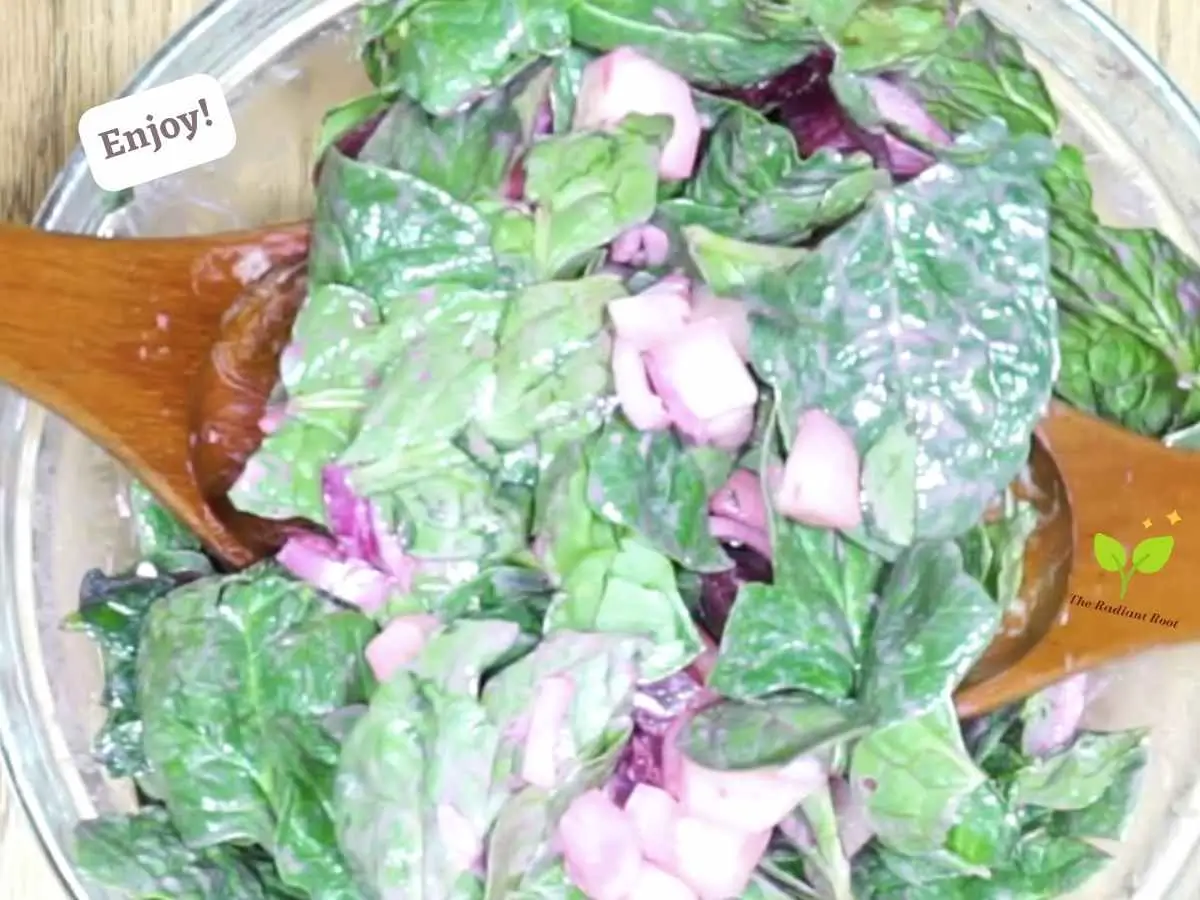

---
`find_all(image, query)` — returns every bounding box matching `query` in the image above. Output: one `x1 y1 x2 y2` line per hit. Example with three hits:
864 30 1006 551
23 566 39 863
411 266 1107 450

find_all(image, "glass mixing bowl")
4 0 1200 896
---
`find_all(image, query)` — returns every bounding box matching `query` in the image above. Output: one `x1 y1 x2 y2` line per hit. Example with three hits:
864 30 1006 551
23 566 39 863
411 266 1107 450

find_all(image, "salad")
71 1 1198 897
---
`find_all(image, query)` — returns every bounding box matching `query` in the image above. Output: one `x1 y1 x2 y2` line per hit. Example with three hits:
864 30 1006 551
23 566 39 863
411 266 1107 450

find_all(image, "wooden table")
1 0 1199 897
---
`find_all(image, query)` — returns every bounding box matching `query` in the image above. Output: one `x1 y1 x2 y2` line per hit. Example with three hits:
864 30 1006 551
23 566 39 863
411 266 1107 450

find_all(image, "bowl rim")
6 0 1200 897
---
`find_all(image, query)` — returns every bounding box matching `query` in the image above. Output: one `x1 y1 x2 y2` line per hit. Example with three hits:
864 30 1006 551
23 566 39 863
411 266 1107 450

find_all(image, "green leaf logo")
1132 536 1174 574
1092 531 1176 601
1093 533 1126 572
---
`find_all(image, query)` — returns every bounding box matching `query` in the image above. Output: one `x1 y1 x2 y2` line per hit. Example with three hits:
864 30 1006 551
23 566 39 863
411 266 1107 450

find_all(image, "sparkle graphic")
1168 509 1182 525
1142 518 1153 529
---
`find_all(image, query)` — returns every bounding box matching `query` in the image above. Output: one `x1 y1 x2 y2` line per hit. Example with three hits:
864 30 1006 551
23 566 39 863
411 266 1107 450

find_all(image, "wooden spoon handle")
956 401 1200 717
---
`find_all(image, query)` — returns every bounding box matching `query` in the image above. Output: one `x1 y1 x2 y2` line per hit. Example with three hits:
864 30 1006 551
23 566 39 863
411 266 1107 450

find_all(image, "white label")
77 74 237 192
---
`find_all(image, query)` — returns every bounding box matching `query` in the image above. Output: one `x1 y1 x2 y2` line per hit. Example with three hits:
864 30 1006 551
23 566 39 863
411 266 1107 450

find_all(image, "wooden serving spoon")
954 400 1200 717
1 223 1196 716
0 221 312 569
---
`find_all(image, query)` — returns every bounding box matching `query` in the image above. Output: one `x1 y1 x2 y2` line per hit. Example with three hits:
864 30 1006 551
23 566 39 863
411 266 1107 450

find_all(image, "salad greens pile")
71 1 1194 898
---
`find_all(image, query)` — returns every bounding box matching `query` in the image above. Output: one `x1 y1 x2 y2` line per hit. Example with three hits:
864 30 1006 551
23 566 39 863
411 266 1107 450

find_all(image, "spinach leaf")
548 47 595 133
410 619 529 696
748 131 1057 542
74 808 290 900
498 115 669 280
957 489 1039 610
138 564 376 898
899 10 1058 138
585 416 729 572
228 412 360 524
1051 209 1200 437
482 275 623 450
357 447 532 564
826 0 955 73
482 630 646 763
710 517 882 703
336 284 505 483
683 225 807 294
313 92 390 164
281 284 398 397
548 533 703 681
533 443 622 580
568 0 820 86
505 860 587 899
1012 730 1147 811
478 634 643 898
1051 733 1147 840
361 0 571 115
484 731 629 899
436 565 557 637
856 830 1107 899
943 784 1020 869
861 542 999 723
678 693 870 771
794 783 855 900
660 106 882 245
535 441 706 679
128 480 203 557
65 570 178 780
309 149 507 299
850 699 987 854
334 670 503 899
357 80 535 202
1057 311 1195 438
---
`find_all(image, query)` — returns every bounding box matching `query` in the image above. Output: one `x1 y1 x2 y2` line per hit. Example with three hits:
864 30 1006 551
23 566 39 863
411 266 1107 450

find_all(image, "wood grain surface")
1 1 1199 898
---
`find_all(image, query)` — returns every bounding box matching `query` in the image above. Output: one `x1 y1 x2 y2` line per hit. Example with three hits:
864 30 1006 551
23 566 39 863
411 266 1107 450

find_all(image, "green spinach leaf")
678 693 870 771
499 115 669 280
944 784 1020 869
1051 209 1200 437
361 0 571 115
505 860 587 899
710 517 882 703
65 570 178 780
138 564 376 899
850 699 987 854
334 670 503 899
74 808 290 900
899 10 1058 138
683 225 807 294
357 80 535 202
568 0 820 86
861 542 999 723
482 275 623 450
533 443 622 580
660 106 882 245
336 284 505 482
436 565 557 636
827 0 955 73
585 416 729 572
1012 730 1147 811
484 731 629 899
794 783 855 900
957 489 1039 610
128 481 203 557
748 130 1057 542
310 149 507 299
548 533 704 681
1051 733 1147 840
482 630 645 764
1057 311 1195 438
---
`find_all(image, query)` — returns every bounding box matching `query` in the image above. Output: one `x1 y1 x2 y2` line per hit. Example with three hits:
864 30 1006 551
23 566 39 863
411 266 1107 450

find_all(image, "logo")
1092 509 1181 600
